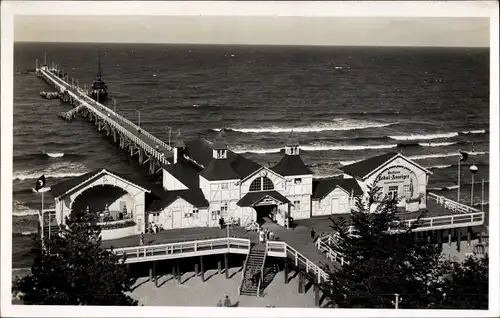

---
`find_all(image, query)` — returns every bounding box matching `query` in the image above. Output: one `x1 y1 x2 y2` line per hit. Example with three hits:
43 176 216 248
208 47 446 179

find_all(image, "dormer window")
285 145 299 156
213 148 227 159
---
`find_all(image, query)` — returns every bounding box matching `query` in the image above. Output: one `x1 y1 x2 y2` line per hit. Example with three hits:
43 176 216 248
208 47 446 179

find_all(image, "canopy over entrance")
237 190 291 207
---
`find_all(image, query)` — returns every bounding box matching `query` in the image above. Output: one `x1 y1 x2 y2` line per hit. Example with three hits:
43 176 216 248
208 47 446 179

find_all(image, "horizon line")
14 41 490 49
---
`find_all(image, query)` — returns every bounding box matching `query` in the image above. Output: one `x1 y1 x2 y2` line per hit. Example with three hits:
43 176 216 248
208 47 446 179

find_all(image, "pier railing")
112 237 251 263
427 192 481 214
39 68 171 166
266 241 328 284
315 235 349 265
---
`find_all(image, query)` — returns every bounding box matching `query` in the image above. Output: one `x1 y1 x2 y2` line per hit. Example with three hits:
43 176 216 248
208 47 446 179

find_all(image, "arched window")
249 177 274 192
249 178 261 192
262 177 274 190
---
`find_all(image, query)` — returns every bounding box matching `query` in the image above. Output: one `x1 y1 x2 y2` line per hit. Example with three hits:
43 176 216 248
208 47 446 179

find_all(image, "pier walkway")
37 65 173 173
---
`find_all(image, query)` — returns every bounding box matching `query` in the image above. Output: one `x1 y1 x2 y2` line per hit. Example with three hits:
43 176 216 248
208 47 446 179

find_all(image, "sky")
14 16 490 47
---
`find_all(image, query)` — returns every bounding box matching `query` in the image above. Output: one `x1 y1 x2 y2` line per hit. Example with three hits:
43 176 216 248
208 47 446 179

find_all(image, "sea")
12 42 490 216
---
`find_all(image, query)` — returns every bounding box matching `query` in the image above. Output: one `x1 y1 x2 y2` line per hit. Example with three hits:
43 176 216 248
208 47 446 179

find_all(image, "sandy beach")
130 266 320 308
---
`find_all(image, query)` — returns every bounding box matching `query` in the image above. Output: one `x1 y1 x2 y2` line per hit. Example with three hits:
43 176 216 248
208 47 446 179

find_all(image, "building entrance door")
331 197 339 214
172 209 182 228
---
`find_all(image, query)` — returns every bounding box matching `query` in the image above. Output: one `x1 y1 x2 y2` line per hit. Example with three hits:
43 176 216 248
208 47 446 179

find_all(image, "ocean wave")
13 162 88 181
214 120 399 133
427 164 453 170
409 151 488 160
389 132 459 141
13 171 86 181
461 129 487 135
47 152 64 158
390 129 487 141
233 143 398 154
418 142 458 147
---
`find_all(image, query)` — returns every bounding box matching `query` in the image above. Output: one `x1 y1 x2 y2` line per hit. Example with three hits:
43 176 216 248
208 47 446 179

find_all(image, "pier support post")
284 261 289 284
218 260 222 275
457 230 461 252
479 232 483 244
448 230 452 248
225 254 229 279
149 268 153 282
314 284 321 307
467 232 471 247
177 259 181 284
298 272 305 294
437 230 442 245
195 263 199 277
427 231 431 245
200 256 205 282
153 261 158 287
172 265 176 281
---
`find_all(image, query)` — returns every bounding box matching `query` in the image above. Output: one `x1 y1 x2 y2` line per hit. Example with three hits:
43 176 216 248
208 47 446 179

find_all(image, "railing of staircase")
238 248 251 296
257 244 268 297
315 235 349 266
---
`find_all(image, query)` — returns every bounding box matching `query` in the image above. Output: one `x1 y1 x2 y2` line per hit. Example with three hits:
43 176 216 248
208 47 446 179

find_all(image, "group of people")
147 221 161 234
216 295 233 307
259 228 275 243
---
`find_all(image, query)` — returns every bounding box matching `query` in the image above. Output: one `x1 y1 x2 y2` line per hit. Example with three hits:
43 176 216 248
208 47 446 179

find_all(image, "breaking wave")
46 152 64 158
214 120 399 133
390 129 487 141
13 163 89 181
427 164 454 170
13 171 86 181
408 151 488 160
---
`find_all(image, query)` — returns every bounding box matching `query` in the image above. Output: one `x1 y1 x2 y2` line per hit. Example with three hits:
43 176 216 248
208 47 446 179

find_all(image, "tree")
436 255 489 309
322 185 447 308
14 211 137 306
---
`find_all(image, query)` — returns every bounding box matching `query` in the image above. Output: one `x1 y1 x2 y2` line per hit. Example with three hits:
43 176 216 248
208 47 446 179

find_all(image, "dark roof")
163 160 203 188
312 177 364 200
148 188 209 210
237 190 291 207
340 152 398 179
271 154 313 176
50 168 150 198
185 137 262 180
199 159 240 181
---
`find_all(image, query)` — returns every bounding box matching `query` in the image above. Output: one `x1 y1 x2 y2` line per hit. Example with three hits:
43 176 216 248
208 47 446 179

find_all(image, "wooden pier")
36 63 173 174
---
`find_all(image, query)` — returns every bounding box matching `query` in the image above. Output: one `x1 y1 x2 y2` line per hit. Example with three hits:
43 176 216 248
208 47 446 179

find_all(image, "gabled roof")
271 154 313 176
163 160 203 189
340 152 432 180
148 188 209 210
185 137 262 181
312 177 363 200
237 190 291 207
340 152 398 179
50 168 151 198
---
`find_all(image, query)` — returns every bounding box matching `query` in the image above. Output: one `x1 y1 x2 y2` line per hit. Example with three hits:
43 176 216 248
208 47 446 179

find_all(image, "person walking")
223 295 232 307
140 232 144 246
219 217 223 229
310 228 316 240
216 300 223 307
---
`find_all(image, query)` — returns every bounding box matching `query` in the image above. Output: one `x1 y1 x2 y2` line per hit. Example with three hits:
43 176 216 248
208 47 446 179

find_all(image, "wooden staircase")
239 243 266 296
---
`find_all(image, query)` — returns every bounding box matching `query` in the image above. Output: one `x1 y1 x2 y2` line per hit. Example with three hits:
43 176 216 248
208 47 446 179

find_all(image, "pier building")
33 59 487 302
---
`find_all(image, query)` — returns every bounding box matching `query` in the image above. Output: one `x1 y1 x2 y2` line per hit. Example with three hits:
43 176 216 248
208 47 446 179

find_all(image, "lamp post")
165 126 172 148
469 164 478 207
136 110 141 128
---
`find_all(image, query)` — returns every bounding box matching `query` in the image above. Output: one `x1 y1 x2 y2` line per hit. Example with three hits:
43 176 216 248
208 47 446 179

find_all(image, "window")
221 202 228 217
193 209 199 219
388 186 399 199
249 177 274 192
211 210 221 221
249 178 261 192
293 200 300 209
403 185 411 198
150 212 160 223
294 178 302 185
221 183 228 190
262 177 274 190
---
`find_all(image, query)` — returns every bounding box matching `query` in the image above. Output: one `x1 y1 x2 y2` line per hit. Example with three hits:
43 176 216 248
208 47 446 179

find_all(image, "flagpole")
481 179 484 212
41 190 45 251
457 155 461 203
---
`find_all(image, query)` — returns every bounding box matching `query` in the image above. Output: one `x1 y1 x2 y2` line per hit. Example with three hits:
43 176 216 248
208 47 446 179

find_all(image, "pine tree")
322 185 446 308
14 211 137 305
437 255 488 309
